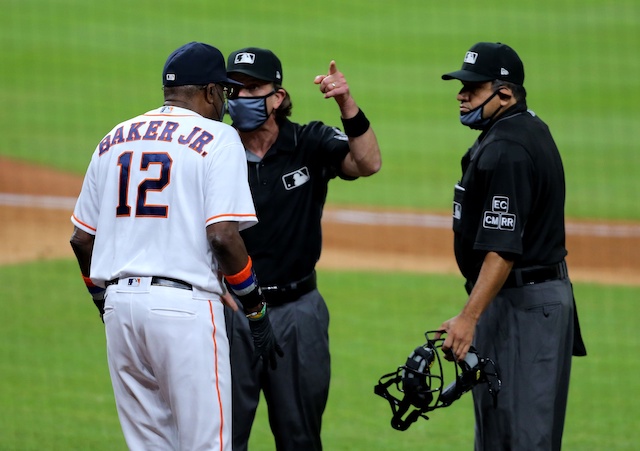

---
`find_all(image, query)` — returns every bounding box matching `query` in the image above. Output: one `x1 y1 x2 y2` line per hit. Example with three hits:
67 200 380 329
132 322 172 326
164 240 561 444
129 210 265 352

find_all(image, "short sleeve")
203 134 257 231
472 140 534 256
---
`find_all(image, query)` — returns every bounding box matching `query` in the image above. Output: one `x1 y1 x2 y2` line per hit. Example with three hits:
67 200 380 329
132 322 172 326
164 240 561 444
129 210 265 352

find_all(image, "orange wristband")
82 274 105 297
82 275 96 287
225 257 253 285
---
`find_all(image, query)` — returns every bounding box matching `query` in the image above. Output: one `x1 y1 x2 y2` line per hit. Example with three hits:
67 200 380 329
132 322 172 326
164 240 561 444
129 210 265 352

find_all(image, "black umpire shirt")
240 118 353 286
452 102 568 282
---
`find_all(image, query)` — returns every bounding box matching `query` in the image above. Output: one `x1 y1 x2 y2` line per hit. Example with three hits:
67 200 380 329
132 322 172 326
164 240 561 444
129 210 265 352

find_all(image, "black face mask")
460 89 503 130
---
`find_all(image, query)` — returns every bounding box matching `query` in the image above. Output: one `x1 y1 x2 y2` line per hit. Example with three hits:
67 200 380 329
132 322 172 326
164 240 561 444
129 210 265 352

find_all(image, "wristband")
225 257 257 296
245 301 267 321
224 257 264 310
83 275 105 300
341 109 370 138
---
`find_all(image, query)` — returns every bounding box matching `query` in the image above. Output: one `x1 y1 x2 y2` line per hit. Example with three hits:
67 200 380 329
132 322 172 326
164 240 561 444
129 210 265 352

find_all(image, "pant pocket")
516 302 561 364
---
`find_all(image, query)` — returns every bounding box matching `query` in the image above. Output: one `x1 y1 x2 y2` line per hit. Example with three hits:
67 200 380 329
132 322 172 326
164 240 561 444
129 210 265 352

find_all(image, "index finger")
328 60 338 75
434 326 447 340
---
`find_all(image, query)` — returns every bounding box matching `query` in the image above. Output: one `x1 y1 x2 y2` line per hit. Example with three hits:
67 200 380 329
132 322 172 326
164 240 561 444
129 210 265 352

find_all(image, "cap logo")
166 74 176 81
464 51 478 64
275 70 281 80
500 68 509 76
234 52 256 65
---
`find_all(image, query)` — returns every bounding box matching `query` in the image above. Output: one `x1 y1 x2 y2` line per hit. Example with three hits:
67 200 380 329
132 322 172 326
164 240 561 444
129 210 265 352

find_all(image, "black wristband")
237 286 265 312
341 109 370 138
225 279 265 311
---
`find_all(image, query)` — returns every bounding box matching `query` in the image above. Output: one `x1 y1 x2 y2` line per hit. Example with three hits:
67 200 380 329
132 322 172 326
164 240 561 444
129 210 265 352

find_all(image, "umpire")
435 42 586 450
224 47 381 450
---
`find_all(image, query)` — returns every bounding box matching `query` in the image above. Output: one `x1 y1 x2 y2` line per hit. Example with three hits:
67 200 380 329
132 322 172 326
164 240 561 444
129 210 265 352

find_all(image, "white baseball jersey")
71 106 257 293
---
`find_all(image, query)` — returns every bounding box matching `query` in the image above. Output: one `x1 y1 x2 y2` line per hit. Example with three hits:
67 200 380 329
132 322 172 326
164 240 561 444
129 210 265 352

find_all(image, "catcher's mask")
374 331 501 431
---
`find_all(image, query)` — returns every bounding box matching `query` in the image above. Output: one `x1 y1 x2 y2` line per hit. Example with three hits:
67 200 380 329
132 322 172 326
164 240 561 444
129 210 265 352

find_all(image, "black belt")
106 277 192 291
260 271 317 305
466 261 568 293
504 261 568 288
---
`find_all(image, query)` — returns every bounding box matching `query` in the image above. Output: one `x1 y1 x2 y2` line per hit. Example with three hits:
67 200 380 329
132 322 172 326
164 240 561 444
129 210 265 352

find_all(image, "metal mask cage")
374 330 501 431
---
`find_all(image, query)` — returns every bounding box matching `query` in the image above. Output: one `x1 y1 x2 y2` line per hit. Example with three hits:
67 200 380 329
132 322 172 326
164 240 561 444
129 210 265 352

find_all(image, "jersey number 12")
116 151 172 217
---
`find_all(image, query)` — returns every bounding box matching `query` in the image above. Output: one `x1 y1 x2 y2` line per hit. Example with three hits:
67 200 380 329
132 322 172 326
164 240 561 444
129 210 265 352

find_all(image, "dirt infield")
1 156 638 286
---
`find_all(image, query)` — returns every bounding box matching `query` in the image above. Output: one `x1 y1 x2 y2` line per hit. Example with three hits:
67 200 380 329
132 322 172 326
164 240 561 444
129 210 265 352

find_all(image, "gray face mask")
459 89 502 130
227 90 276 132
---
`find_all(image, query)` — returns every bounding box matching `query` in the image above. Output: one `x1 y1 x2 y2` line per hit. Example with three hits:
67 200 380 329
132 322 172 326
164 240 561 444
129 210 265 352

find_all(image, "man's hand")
435 312 477 362
220 291 239 312
314 60 355 112
436 252 514 360
247 306 284 370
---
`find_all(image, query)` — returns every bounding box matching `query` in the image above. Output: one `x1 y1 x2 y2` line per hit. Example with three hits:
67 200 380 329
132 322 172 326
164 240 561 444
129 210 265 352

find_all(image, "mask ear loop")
214 85 227 121
270 87 287 117
243 89 277 100
496 86 511 100
484 87 508 122
264 88 284 120
202 84 227 122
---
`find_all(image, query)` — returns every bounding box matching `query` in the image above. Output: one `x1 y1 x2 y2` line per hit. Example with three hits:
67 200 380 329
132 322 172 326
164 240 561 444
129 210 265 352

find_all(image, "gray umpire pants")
225 289 330 451
472 278 575 451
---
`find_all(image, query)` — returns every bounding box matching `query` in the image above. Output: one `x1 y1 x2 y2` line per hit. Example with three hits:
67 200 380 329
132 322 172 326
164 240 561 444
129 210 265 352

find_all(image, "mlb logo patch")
453 201 462 220
127 278 141 287
234 52 256 65
282 167 310 190
166 74 176 81
464 51 478 64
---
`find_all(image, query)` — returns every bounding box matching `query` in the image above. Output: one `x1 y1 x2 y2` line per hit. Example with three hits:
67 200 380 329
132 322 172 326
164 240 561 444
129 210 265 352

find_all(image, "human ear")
497 87 513 101
204 84 216 103
272 88 286 109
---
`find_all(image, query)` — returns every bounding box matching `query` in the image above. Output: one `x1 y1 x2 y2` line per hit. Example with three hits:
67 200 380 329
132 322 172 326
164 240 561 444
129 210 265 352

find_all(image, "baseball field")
1 0 639 449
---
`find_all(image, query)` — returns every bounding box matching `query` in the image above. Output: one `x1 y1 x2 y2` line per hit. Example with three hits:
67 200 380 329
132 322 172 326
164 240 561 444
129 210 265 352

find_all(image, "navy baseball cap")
442 42 524 85
163 42 243 87
227 47 283 83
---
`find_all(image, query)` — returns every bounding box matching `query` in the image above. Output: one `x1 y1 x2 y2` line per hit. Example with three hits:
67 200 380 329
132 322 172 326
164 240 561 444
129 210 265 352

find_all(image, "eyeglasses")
201 84 240 100
222 85 239 100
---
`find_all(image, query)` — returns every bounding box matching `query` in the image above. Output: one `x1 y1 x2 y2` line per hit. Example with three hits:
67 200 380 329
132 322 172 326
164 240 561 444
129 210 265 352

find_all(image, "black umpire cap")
442 42 525 85
227 47 283 83
163 42 243 87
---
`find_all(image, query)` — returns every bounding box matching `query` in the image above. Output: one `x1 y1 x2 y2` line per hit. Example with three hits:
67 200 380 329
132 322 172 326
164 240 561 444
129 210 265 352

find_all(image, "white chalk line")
322 209 640 238
0 193 77 210
2 193 639 238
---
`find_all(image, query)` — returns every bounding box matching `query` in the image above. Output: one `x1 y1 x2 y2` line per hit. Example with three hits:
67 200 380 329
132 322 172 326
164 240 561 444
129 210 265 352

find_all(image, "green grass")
0 260 124 449
1 260 638 450
2 0 639 219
